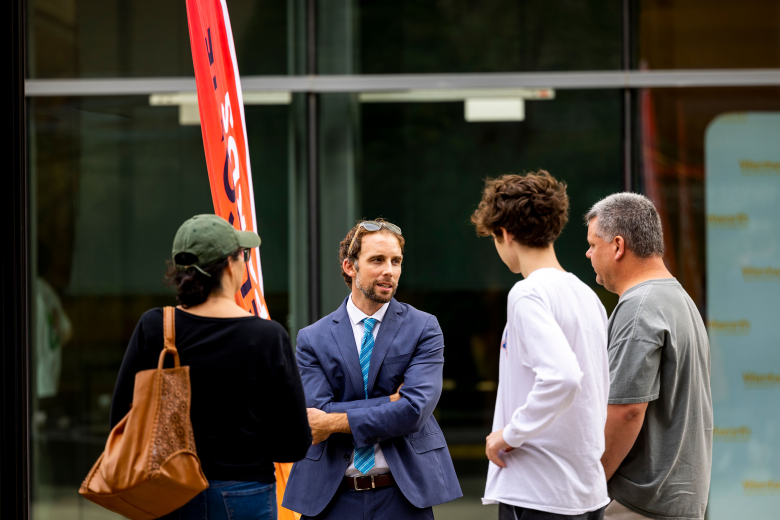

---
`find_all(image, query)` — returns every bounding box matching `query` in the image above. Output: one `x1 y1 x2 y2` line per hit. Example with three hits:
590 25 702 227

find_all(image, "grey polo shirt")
607 279 713 520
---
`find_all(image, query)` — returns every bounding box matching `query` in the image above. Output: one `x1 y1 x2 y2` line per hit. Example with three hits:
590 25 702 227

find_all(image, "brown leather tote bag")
80 307 208 519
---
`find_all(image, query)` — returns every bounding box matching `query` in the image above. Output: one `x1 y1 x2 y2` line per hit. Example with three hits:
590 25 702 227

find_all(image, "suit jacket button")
376 437 381 442
343 454 350 461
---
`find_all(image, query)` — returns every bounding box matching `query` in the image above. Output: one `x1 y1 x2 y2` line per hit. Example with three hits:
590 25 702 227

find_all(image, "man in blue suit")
282 219 462 519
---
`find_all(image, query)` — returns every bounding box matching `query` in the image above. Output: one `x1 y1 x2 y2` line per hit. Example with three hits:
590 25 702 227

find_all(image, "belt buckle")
353 475 374 491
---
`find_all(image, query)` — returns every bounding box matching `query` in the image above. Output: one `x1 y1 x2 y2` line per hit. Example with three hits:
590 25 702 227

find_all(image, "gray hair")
584 193 664 258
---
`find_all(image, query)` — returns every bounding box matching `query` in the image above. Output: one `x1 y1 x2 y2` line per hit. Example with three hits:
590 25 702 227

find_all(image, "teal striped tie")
353 318 377 474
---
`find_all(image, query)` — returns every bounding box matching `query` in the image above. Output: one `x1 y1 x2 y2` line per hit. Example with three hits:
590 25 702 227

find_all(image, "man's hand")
307 408 331 445
486 428 514 468
307 408 352 445
389 383 404 402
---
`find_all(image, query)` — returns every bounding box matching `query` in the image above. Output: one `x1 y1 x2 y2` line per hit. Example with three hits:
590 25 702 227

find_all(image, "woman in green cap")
110 214 311 520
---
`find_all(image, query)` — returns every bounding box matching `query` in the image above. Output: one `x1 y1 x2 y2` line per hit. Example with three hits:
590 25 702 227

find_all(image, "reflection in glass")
28 96 291 519
638 0 780 69
318 0 622 74
27 0 289 79
316 90 623 486
705 112 780 520
639 87 780 519
638 87 780 311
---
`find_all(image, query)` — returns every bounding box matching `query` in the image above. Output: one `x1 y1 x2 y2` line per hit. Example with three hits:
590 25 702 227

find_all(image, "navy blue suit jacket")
282 297 462 516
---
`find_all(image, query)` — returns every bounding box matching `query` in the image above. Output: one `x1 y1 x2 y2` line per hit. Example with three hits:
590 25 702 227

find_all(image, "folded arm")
347 315 444 448
297 329 407 446
296 329 395 413
323 397 390 414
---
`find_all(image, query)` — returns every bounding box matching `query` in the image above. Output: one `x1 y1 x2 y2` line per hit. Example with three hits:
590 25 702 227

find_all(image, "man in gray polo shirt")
584 193 712 520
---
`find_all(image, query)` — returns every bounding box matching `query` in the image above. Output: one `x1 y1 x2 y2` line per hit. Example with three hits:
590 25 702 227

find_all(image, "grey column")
287 0 310 341
317 0 361 315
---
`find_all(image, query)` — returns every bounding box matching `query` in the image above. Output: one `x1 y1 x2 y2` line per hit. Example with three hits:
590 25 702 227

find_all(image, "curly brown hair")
471 170 569 247
339 219 406 288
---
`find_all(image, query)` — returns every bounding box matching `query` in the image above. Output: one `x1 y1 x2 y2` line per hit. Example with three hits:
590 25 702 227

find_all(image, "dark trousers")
499 503 606 520
303 483 433 520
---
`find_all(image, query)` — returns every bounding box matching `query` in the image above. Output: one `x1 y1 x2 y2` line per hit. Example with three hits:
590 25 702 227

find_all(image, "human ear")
500 227 512 244
614 236 625 260
342 257 357 278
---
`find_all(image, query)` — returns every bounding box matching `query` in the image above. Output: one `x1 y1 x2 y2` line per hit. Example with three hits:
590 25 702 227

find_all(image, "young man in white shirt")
471 171 610 520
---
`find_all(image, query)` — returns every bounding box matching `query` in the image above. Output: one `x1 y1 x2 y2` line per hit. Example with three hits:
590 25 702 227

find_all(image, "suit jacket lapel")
367 298 404 396
330 301 364 399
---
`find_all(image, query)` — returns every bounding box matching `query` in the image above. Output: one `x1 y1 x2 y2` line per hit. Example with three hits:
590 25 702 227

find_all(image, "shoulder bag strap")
158 306 181 369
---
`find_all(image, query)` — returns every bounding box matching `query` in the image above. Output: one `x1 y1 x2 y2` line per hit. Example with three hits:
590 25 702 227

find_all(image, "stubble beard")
355 267 397 304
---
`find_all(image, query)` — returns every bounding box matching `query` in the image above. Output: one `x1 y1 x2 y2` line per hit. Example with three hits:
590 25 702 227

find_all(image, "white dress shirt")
344 295 391 477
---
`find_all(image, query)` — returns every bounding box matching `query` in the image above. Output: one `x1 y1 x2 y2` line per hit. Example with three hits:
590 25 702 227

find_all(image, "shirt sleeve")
607 337 661 404
264 326 312 462
109 318 146 429
502 294 584 448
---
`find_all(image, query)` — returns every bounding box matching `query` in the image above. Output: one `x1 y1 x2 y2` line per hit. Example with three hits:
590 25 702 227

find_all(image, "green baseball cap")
172 214 261 272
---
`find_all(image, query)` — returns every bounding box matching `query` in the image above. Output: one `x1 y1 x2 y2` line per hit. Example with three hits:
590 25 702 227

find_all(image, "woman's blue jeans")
160 480 277 520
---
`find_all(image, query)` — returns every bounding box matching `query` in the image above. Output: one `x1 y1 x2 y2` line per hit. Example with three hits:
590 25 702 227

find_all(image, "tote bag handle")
158 306 180 369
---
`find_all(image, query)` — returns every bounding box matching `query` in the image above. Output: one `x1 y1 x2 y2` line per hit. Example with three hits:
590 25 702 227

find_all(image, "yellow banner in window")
743 480 780 495
713 427 751 442
708 319 751 335
742 372 780 388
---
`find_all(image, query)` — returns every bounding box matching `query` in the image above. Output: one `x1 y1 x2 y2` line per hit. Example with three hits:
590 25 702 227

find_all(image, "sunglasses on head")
347 220 403 257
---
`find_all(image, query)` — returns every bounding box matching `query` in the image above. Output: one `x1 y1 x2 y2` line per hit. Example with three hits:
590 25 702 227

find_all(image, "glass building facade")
17 1 780 519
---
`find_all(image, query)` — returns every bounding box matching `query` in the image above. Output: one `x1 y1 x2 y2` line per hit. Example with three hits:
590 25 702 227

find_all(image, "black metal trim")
306 0 320 324
621 0 633 192
622 89 632 192
2 0 30 518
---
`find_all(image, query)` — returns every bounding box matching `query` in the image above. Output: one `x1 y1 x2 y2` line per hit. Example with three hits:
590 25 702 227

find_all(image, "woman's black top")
110 308 311 483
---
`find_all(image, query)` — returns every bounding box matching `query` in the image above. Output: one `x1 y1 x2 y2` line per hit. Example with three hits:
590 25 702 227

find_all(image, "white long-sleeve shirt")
483 268 610 515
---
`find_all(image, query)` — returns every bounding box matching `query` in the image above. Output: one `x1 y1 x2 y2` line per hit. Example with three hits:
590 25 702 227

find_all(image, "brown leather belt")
342 473 395 491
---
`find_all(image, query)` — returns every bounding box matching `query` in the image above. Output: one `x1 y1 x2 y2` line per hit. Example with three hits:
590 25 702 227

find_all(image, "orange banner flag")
185 1 297 518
